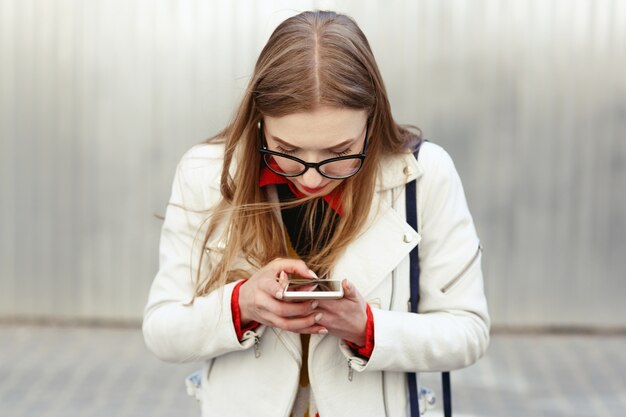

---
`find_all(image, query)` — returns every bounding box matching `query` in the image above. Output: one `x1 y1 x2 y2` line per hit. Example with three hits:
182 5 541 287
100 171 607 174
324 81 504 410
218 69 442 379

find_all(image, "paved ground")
1 324 625 417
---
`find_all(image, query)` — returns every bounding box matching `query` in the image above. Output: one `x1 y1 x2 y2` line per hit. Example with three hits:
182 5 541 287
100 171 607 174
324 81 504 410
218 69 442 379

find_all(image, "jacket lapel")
331 194 420 298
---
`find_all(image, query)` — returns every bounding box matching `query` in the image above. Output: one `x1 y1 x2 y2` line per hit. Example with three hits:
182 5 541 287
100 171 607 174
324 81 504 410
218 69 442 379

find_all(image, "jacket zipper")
347 358 354 381
253 335 261 358
441 244 482 293
346 356 367 381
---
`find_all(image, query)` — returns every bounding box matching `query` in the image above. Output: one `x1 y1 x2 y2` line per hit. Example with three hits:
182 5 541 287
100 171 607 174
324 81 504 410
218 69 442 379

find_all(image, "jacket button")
403 166 412 176
403 233 413 243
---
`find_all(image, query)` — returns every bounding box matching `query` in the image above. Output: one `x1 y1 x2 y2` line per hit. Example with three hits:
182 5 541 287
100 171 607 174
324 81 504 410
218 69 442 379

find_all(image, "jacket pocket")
440 244 482 293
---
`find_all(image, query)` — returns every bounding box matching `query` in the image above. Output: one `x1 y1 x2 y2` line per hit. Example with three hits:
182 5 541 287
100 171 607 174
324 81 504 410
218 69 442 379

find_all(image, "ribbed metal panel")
1 0 624 327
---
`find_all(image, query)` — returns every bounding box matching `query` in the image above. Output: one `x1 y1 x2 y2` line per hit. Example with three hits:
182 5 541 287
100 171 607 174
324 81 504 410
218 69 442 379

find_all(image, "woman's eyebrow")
270 135 356 151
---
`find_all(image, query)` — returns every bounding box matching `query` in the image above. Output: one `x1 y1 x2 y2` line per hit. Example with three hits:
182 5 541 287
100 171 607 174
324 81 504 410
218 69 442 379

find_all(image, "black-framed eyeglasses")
258 119 369 180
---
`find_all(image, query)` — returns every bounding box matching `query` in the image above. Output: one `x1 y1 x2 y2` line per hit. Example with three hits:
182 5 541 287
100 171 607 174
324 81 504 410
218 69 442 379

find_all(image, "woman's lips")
299 184 327 194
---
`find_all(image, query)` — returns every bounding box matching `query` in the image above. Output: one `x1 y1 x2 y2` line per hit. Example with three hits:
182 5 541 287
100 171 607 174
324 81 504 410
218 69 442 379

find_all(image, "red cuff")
344 304 375 358
231 279 261 340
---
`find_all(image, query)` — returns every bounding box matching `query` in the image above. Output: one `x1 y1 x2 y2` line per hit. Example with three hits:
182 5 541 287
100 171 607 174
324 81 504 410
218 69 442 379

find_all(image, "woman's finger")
270 258 317 279
317 280 361 310
261 297 318 318
298 325 328 335
341 279 358 301
254 269 288 300
263 310 324 333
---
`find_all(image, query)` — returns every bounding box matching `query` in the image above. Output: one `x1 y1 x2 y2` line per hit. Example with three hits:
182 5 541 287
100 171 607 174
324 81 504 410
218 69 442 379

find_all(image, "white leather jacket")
143 141 490 417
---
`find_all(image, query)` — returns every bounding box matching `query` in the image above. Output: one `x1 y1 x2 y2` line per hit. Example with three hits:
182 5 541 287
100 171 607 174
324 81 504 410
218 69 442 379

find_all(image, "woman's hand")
316 279 368 346
238 258 327 334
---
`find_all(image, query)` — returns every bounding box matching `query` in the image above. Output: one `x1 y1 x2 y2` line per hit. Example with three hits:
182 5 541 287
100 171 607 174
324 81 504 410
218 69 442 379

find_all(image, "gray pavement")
1 324 625 417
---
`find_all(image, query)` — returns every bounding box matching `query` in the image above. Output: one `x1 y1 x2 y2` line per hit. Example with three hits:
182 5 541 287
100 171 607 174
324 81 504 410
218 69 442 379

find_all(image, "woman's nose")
300 167 325 188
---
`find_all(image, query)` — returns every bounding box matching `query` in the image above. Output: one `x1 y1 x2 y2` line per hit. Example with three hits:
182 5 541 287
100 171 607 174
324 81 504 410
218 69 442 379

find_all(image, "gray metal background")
1 0 625 328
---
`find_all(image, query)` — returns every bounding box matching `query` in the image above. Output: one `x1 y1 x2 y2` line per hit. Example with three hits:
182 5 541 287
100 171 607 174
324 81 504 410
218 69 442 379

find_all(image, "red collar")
259 167 343 215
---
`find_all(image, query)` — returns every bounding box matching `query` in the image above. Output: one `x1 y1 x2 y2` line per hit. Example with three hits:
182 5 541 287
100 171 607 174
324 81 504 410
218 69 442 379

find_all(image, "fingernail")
309 269 318 278
275 290 283 300
318 328 328 334
314 313 323 322
345 280 352 290
311 301 319 309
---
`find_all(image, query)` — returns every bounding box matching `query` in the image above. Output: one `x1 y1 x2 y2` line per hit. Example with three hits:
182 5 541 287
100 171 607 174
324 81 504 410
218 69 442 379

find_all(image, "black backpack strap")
405 144 452 417
406 168 420 314
405 170 420 417
443 371 452 417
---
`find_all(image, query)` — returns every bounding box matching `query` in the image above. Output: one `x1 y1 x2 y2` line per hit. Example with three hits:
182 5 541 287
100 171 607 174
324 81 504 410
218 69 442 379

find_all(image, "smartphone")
282 279 344 300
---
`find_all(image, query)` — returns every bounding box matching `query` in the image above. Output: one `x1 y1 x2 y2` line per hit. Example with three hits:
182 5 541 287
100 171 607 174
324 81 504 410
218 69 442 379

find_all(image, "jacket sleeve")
142 146 263 363
351 144 490 373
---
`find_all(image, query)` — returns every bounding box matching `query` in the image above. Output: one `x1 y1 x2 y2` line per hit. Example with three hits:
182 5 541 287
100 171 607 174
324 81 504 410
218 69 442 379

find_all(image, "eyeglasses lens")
319 159 362 178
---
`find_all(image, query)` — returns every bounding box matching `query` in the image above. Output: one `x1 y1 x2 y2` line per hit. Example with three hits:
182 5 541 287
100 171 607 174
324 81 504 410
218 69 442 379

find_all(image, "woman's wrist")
237 279 252 325
344 304 374 357
231 279 262 340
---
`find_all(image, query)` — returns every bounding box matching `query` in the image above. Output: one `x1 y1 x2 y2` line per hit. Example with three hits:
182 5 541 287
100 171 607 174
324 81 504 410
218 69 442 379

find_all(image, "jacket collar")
375 150 422 192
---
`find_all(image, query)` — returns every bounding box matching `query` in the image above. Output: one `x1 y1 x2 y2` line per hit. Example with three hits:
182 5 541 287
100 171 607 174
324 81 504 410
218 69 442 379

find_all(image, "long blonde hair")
194 10 420 296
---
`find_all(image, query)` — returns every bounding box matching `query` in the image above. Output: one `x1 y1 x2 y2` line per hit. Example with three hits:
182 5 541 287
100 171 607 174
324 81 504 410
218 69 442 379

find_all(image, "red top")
258 164 344 215
230 167 374 358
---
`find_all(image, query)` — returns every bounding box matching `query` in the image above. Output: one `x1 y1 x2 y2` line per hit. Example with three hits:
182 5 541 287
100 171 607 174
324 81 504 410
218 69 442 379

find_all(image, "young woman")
143 10 489 417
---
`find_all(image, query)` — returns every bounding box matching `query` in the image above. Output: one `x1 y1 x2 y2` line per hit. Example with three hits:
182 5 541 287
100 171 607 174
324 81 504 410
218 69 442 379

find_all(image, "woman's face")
262 106 369 196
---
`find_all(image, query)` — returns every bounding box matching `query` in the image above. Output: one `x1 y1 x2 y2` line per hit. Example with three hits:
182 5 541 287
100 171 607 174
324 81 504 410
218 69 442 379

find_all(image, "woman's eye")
276 146 298 155
332 148 352 157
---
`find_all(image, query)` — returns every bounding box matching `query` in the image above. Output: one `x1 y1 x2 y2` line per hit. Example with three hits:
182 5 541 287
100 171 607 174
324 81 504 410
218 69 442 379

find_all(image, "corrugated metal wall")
1 0 625 327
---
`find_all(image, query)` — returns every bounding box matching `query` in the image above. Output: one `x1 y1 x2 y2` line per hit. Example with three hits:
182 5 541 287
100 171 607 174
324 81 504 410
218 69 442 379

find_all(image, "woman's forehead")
264 106 367 148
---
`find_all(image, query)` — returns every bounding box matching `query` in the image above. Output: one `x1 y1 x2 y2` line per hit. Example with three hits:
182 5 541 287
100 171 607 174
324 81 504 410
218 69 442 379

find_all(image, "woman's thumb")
342 279 354 298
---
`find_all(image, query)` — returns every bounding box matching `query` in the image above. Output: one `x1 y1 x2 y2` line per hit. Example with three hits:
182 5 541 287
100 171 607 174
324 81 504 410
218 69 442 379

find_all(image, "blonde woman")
143 10 489 417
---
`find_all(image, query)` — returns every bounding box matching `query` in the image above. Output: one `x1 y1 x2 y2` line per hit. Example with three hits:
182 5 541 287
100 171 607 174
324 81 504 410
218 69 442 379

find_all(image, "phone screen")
283 279 344 300
286 280 342 292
